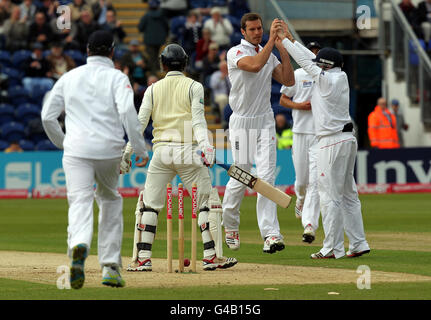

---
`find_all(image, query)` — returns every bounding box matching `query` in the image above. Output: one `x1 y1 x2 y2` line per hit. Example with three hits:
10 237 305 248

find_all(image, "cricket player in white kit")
279 24 370 259
41 30 149 289
279 42 322 244
223 13 295 253
120 44 237 271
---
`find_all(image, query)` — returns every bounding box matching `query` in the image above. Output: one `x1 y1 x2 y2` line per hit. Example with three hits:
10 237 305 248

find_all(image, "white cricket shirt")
282 39 351 137
227 39 280 117
280 68 315 134
41 56 147 159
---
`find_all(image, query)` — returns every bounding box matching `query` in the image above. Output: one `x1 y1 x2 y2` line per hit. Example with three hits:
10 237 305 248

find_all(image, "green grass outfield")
0 193 431 300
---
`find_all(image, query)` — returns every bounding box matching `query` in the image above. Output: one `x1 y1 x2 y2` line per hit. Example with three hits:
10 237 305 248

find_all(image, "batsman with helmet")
121 43 238 271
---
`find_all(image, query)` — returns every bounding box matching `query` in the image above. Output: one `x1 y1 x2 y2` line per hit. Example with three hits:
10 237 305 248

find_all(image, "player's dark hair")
241 13 262 31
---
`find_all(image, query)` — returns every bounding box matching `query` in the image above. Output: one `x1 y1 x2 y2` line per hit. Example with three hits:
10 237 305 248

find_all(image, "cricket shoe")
225 230 240 250
126 258 152 271
295 201 303 219
102 265 125 288
346 249 370 258
202 255 238 271
310 251 335 259
70 244 88 290
302 224 315 244
263 236 285 254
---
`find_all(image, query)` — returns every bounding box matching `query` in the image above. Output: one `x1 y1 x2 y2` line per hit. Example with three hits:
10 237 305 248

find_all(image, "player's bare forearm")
237 38 275 73
279 94 311 110
274 47 295 86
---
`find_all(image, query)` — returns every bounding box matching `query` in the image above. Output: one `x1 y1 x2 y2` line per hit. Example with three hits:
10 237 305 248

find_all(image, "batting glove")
199 144 215 168
120 150 132 174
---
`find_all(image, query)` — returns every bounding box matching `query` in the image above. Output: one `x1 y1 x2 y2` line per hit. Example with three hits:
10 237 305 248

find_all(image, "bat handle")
196 150 231 171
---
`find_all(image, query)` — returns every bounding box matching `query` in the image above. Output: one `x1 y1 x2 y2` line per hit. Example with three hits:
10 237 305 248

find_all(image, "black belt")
342 123 353 132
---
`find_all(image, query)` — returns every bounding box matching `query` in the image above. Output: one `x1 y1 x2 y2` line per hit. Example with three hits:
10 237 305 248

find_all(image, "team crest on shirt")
302 81 313 88
236 50 243 56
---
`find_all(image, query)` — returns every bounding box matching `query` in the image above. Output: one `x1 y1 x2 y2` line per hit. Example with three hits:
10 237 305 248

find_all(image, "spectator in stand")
74 9 99 52
22 42 54 93
38 0 57 23
201 42 224 86
138 0 169 73
3 6 29 51
50 9 80 50
4 141 23 152
27 11 54 49
91 0 114 25
159 0 188 19
399 0 416 24
100 9 126 48
275 114 293 150
68 0 92 22
203 7 233 50
120 39 149 85
19 0 36 24
0 0 15 26
368 97 400 149
209 60 230 125
390 99 409 147
183 9 202 56
46 42 76 80
415 0 431 44
228 0 250 20
195 27 212 69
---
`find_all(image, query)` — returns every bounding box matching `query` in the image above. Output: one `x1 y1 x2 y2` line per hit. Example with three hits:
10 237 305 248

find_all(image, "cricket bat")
198 151 292 208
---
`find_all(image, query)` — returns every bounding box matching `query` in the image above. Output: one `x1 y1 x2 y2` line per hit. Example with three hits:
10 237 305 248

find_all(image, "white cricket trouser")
222 111 282 240
142 144 212 211
317 132 370 259
292 133 320 230
62 155 123 267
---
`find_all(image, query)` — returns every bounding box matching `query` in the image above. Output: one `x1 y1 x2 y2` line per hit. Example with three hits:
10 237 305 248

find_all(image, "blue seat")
0 139 8 151
43 49 52 58
409 39 426 66
230 32 242 45
0 50 11 67
170 16 187 43
19 139 35 151
15 103 41 126
0 103 15 125
7 85 31 105
2 67 24 86
35 139 58 151
190 0 207 8
225 15 241 32
64 50 86 66
11 50 32 69
272 103 292 119
28 83 50 104
210 0 227 6
1 121 26 142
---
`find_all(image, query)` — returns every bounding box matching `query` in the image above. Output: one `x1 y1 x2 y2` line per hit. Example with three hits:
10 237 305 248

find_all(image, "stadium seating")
0 103 15 125
1 121 26 142
15 103 41 126
7 85 31 105
19 139 35 151
35 139 58 151
230 32 243 46
2 67 24 87
170 16 187 45
0 50 11 67
11 50 32 69
0 139 8 151
409 39 426 66
64 50 86 66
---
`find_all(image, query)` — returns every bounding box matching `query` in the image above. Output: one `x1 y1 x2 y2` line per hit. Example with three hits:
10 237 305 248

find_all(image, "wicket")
166 182 198 273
